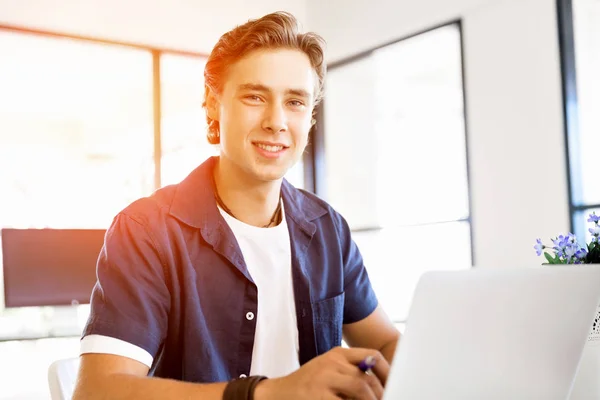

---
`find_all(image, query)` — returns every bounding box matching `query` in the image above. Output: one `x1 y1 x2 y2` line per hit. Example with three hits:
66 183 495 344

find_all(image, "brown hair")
202 11 327 144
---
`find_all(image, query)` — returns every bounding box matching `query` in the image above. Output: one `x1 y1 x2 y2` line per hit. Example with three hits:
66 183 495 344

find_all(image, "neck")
213 157 282 228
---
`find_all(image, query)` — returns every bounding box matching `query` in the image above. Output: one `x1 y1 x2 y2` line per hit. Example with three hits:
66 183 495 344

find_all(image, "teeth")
256 143 284 152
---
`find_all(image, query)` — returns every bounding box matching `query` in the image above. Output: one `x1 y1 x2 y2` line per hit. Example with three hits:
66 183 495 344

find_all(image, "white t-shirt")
218 202 299 377
80 201 300 378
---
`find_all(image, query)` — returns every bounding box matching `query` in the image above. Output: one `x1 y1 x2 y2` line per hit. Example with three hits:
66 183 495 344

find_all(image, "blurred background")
0 0 598 397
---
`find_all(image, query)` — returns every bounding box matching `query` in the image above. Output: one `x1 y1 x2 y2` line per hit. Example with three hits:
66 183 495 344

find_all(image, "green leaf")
544 252 557 264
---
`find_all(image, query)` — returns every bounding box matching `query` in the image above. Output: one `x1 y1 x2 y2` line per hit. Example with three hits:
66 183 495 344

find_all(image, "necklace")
212 173 282 228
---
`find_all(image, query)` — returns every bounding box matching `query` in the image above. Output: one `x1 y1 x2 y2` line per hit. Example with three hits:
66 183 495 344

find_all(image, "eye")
245 95 263 102
288 100 305 107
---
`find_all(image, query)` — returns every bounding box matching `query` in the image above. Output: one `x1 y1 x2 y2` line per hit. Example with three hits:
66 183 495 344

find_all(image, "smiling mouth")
253 142 288 152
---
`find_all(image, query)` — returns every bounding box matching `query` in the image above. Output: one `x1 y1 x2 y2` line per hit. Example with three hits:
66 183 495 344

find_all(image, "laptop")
383 265 600 400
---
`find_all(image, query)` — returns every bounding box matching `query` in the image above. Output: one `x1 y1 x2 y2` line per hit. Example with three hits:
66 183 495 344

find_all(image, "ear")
204 86 220 122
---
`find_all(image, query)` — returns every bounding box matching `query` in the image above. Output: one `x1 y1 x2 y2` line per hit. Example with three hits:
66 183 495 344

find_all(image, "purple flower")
564 245 578 263
534 216 598 263
552 235 568 249
534 239 545 256
547 233 584 263
554 233 578 248
576 247 588 259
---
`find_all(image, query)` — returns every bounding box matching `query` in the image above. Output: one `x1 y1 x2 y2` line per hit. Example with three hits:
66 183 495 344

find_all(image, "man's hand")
255 347 390 400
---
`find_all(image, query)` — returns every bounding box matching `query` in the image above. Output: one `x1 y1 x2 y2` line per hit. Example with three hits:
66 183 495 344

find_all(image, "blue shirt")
82 156 378 382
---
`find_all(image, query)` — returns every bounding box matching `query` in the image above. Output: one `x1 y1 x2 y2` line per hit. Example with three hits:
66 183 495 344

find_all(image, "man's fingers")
335 361 385 398
370 356 390 387
333 346 381 364
364 373 384 399
332 347 390 387
331 373 378 400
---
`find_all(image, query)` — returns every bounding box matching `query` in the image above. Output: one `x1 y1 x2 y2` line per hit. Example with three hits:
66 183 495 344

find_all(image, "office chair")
48 357 80 400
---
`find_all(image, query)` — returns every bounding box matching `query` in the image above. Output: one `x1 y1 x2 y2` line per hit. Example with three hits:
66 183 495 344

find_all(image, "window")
160 54 218 186
323 23 472 321
558 0 600 240
0 31 159 351
0 32 154 230
0 31 205 344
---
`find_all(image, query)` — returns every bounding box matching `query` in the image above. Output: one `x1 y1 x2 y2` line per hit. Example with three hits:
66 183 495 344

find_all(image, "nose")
262 103 288 133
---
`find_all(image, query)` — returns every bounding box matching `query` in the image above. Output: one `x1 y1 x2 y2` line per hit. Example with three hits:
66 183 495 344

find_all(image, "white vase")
570 302 600 399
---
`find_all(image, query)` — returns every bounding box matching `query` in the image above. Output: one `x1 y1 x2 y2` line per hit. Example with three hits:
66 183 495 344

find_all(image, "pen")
358 355 376 373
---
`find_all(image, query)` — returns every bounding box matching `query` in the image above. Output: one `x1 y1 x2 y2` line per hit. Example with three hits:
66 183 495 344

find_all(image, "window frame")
556 0 600 240
313 20 475 264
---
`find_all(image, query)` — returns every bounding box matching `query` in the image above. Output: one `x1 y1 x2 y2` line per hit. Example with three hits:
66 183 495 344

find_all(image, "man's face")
208 48 316 182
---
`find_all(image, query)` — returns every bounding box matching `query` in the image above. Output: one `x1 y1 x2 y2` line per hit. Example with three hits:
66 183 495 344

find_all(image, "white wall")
308 0 571 268
463 0 569 267
0 0 307 53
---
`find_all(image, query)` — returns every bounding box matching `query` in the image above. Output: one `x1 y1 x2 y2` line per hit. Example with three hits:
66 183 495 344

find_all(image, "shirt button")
239 374 247 378
246 312 254 321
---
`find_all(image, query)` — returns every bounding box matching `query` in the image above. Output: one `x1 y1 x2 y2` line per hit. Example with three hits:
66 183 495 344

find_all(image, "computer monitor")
1 228 105 308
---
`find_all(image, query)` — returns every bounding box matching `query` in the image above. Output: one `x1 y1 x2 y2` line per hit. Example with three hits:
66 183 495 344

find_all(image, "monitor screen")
1 228 105 308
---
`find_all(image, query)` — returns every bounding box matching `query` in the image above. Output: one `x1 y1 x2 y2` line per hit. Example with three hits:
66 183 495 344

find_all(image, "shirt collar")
168 156 328 230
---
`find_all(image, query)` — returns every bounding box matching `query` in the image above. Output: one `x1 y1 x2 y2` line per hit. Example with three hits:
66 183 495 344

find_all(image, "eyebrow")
237 83 311 99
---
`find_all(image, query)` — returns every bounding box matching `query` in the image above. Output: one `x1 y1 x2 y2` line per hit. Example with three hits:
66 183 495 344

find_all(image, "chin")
252 166 288 182
256 171 286 182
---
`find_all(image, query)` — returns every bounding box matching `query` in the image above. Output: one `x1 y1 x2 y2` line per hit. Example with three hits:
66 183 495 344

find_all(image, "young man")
73 11 400 400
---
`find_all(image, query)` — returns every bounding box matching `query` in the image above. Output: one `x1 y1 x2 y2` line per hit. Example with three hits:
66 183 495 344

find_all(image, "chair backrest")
48 357 80 400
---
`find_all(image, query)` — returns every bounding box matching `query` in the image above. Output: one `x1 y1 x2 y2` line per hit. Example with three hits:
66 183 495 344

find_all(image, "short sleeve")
336 214 379 324
81 212 170 359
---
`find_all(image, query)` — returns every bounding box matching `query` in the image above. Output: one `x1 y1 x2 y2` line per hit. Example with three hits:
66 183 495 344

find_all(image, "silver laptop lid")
384 265 600 400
